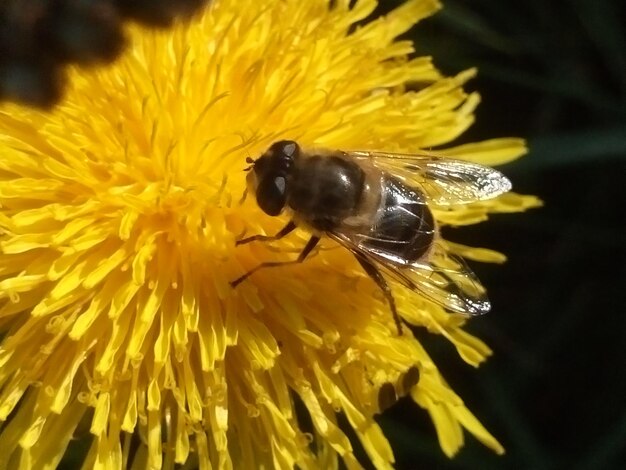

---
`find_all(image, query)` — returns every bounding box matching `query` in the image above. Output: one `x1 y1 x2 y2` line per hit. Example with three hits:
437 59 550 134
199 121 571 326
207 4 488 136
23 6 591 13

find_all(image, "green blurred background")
375 0 626 469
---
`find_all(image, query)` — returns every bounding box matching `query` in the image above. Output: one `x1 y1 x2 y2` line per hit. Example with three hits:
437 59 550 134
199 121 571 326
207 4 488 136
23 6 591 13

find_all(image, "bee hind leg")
236 220 297 246
231 235 320 287
354 254 403 336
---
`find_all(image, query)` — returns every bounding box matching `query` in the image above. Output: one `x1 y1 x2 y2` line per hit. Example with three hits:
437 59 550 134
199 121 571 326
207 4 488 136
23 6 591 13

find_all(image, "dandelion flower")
0 0 541 468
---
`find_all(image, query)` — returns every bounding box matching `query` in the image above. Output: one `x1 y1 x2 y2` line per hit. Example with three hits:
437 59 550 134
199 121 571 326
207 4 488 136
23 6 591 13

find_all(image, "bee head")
246 140 300 216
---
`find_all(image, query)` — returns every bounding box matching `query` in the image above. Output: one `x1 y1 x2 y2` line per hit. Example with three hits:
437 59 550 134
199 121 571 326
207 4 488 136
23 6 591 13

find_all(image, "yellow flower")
0 0 540 468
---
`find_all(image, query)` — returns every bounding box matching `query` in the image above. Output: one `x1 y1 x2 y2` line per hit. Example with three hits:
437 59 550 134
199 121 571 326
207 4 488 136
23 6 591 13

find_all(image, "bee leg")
231 235 320 287
354 254 403 336
236 220 297 246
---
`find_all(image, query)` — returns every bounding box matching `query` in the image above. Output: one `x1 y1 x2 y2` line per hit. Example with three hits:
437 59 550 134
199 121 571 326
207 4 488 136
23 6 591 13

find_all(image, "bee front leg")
236 220 297 246
231 235 320 287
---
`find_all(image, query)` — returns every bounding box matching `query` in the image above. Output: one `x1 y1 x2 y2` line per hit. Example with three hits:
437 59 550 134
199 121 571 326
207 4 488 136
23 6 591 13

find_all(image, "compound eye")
256 176 287 216
270 140 300 159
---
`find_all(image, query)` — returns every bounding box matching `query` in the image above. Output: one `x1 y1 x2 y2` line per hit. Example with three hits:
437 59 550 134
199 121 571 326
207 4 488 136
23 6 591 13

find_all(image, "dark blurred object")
0 0 210 108
114 0 207 27
42 0 124 64
0 58 62 107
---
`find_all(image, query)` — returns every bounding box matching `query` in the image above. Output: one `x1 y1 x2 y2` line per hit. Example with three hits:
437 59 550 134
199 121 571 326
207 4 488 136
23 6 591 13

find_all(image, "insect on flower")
232 140 512 334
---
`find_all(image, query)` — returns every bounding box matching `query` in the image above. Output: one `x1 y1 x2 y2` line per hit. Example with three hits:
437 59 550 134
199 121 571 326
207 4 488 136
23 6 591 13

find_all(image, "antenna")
244 155 255 172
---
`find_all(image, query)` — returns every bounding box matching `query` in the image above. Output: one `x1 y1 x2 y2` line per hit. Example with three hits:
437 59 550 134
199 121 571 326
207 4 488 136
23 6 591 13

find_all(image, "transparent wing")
348 150 511 206
341 176 437 264
330 231 490 316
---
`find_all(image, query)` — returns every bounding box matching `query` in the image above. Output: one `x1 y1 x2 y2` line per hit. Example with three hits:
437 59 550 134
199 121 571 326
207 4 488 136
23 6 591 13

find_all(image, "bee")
231 140 511 334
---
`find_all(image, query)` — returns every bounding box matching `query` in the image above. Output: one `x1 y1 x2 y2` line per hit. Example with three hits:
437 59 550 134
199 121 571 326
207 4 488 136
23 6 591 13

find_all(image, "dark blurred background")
2 0 625 469
378 0 626 469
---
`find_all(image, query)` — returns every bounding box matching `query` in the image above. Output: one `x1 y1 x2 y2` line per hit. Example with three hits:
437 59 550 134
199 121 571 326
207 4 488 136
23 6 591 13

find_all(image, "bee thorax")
287 154 366 232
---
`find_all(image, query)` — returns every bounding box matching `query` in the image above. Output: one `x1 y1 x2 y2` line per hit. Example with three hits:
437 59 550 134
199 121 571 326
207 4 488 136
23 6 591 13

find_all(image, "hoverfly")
231 140 511 334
